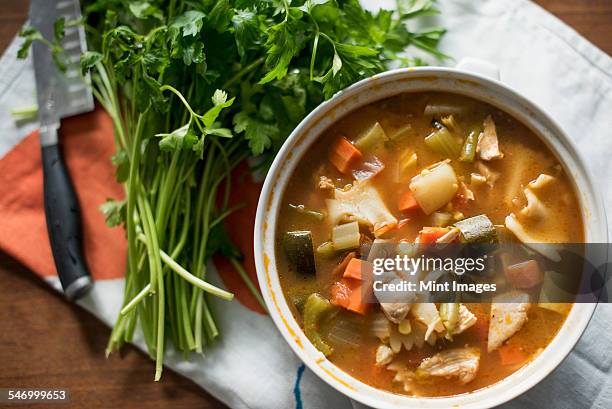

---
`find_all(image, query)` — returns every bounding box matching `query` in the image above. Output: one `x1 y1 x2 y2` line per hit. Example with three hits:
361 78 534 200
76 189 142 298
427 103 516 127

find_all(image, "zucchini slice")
453 215 498 243
283 231 317 276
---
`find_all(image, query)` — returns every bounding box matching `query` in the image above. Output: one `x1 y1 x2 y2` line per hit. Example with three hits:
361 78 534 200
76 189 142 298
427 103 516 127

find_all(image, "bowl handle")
456 57 501 80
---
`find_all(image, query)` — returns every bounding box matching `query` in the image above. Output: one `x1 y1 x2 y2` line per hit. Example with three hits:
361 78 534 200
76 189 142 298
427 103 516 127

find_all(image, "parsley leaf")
99 198 126 227
233 111 280 155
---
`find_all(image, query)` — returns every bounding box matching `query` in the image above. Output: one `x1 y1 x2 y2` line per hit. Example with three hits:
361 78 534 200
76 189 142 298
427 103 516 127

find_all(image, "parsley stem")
229 258 267 312
158 245 234 301
221 57 265 90
126 113 145 289
160 85 200 119
121 230 234 316
310 31 320 81
120 285 150 315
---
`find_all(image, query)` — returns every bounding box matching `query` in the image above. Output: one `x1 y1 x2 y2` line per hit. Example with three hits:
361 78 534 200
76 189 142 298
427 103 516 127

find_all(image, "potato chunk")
409 162 458 215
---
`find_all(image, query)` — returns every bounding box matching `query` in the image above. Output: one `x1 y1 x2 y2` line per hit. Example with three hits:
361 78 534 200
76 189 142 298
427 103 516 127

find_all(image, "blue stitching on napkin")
294 364 306 409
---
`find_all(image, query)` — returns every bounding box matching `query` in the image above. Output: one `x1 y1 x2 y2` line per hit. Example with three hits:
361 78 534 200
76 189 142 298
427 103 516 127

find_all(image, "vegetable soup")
274 92 583 397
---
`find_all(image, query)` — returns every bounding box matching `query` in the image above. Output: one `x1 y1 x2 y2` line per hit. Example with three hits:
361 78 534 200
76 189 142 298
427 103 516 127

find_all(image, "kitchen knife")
30 0 95 300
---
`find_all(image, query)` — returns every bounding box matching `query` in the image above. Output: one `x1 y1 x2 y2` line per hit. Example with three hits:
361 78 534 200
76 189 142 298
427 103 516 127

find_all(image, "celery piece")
389 123 413 141
316 241 335 257
424 127 462 158
439 303 459 334
332 221 360 250
304 293 335 356
459 130 478 162
424 104 466 116
354 122 388 152
397 150 418 182
432 211 453 227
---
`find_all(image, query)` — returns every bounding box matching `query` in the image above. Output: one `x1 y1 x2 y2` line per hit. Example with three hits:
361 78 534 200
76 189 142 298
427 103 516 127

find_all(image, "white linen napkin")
1 1 610 408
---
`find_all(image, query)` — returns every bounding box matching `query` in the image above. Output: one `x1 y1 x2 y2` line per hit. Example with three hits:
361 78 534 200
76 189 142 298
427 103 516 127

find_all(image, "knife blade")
30 0 95 300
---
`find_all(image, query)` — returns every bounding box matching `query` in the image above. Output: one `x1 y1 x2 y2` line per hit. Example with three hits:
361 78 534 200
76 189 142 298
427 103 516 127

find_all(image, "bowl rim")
254 66 608 409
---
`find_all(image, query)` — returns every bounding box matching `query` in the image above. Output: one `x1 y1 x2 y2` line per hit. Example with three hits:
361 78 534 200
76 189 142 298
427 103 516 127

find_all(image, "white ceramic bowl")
254 59 608 409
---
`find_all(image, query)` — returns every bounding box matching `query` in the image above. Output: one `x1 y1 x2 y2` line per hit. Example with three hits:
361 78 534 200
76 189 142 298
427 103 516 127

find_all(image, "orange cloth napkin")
0 108 125 280
0 107 264 313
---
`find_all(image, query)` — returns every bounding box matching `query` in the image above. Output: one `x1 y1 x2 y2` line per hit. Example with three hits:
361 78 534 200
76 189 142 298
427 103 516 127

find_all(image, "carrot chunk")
343 258 372 281
398 190 420 212
329 137 363 174
332 251 356 277
331 278 370 315
418 227 450 244
330 279 352 309
505 259 543 289
347 293 369 314
498 344 527 366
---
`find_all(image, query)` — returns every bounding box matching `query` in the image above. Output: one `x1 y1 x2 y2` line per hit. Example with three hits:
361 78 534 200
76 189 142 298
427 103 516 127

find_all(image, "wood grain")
0 253 226 409
533 0 612 54
0 1 609 408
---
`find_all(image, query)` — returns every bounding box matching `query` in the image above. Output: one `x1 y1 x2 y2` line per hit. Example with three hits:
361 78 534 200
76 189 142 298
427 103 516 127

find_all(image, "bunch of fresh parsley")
21 0 446 380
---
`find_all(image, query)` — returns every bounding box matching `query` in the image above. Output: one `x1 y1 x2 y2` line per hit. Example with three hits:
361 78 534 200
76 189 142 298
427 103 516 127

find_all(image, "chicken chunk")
488 292 531 352
376 344 394 366
475 161 500 188
374 271 415 324
318 175 335 190
452 304 477 335
381 302 411 324
477 115 504 160
416 348 481 384
470 172 487 186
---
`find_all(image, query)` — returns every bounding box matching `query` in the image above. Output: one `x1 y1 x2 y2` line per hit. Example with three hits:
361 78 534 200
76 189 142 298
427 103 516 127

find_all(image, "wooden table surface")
0 1 610 408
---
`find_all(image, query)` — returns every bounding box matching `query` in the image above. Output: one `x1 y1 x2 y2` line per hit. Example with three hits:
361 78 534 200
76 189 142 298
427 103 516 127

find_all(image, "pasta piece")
327 180 397 237
410 303 445 341
505 174 569 259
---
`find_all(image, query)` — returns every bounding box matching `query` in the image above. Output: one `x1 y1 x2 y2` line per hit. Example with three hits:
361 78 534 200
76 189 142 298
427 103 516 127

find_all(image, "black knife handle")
42 143 93 300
